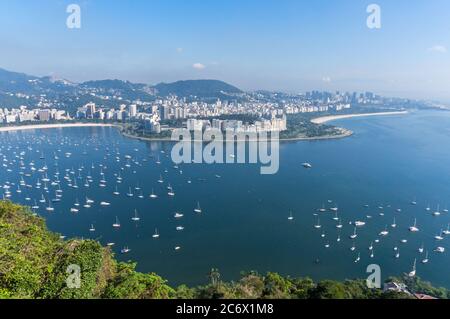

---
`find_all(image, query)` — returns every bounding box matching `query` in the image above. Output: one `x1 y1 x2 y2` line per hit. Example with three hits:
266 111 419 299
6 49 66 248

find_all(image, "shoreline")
0 123 119 132
310 111 408 124
121 128 354 142
0 121 355 142
0 110 406 141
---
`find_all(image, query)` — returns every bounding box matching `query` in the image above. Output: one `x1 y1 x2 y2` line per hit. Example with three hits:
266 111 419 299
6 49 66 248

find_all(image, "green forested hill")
0 201 172 299
0 200 446 299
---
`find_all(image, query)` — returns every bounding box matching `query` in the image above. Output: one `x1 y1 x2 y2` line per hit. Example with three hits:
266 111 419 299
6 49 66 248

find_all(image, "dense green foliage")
280 114 348 139
0 201 448 299
0 201 172 299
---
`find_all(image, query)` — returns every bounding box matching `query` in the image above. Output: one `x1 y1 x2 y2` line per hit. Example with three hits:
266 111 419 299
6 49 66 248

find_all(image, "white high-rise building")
129 104 137 118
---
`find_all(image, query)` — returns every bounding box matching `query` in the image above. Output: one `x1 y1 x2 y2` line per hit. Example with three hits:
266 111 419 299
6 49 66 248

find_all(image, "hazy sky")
0 0 449 100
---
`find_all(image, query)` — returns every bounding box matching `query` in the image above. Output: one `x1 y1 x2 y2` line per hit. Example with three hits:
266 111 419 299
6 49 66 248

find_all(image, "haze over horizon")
1 0 449 101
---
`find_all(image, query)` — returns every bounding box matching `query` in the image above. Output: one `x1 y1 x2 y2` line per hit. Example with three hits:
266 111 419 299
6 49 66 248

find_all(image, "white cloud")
428 45 447 53
176 48 183 53
322 76 332 83
193 63 206 70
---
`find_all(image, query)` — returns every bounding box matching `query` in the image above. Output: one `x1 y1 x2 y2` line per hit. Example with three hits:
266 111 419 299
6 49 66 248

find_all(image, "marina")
0 110 449 287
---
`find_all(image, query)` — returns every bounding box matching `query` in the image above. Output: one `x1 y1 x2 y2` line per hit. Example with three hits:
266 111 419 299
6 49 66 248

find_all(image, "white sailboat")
421 251 429 264
126 187 134 197
418 243 424 254
434 247 445 253
150 189 158 199
332 211 339 221
408 259 417 277
167 184 175 197
350 227 357 239
131 210 140 221
89 224 95 232
121 247 131 254
433 204 441 216
330 204 338 212
46 201 54 212
354 252 361 263
32 200 39 210
174 212 184 219
152 228 160 239
113 217 121 228
442 224 450 235
409 218 419 232
379 226 389 237
314 218 321 229
194 202 203 214
391 217 397 228
318 204 326 213
434 230 444 241
354 220 366 227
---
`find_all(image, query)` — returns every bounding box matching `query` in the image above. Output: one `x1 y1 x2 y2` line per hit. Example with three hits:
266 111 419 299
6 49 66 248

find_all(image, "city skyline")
1 0 449 101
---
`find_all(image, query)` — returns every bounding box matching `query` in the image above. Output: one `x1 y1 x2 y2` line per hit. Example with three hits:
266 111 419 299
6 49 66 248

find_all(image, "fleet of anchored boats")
292 197 449 278
0 132 448 282
0 133 209 255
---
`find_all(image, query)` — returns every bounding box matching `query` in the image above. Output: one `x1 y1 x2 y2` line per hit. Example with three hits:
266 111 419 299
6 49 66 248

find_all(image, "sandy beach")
311 111 408 124
0 123 118 133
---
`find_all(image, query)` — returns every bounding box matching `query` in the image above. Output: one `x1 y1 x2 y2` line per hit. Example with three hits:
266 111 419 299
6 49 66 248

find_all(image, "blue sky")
0 0 449 100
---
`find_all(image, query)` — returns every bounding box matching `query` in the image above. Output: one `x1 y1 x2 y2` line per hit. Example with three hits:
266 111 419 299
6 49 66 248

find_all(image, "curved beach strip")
311 111 408 125
0 123 118 133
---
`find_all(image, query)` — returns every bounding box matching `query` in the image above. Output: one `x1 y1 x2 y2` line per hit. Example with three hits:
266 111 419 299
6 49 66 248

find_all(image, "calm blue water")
1 110 449 288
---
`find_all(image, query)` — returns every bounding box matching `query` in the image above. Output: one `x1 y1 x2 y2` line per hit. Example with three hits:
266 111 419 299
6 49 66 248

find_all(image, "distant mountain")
0 68 38 83
0 68 75 94
0 68 245 108
0 68 40 92
152 80 242 99
81 79 143 91
80 79 155 101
